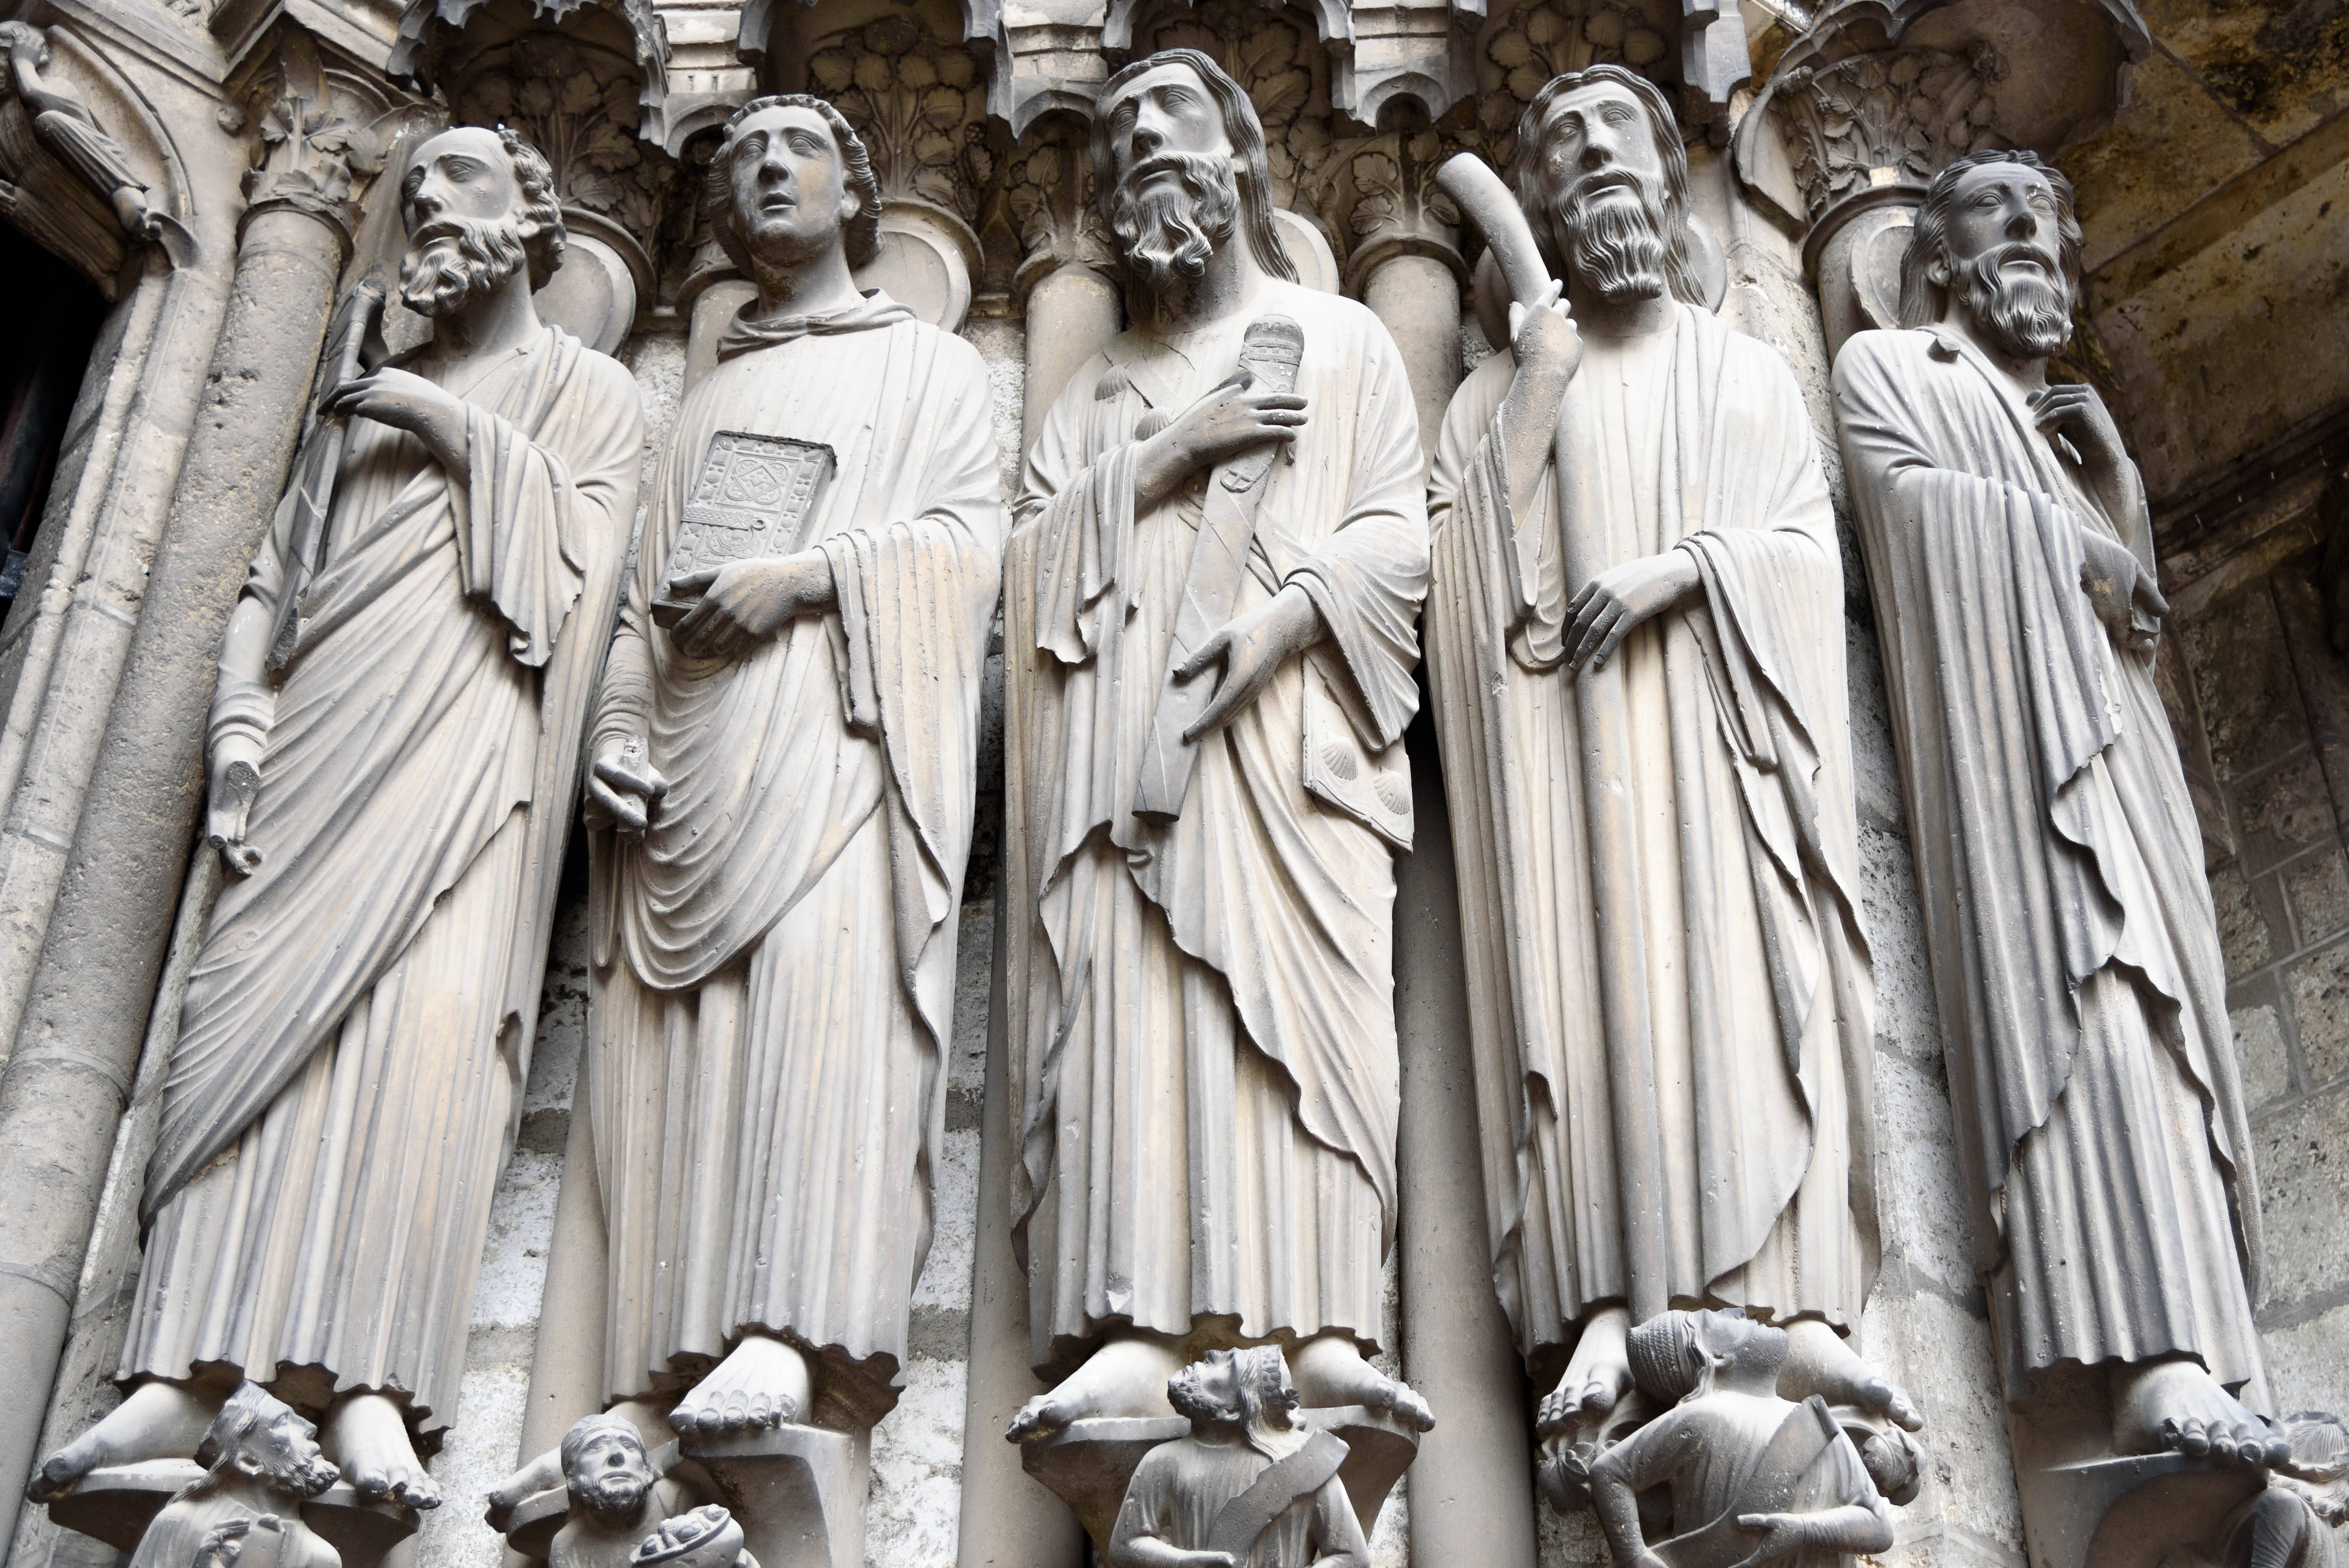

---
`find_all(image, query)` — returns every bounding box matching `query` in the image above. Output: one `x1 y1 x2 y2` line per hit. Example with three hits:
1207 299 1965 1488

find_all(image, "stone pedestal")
46 1463 418 1568
687 1425 866 1568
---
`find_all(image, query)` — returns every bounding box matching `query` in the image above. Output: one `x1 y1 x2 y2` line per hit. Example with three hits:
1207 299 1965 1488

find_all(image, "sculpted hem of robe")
1832 323 2261 1402
1424 300 1879 1382
586 292 1002 1432
1005 278 1430 1382
124 326 644 1440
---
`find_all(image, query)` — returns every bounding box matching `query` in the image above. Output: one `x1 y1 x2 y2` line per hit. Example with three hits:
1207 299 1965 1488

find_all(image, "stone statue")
1423 63 1916 1486
0 20 158 238
631 1506 760 1568
127 1384 343 1568
549 1414 666 1568
32 126 643 1512
1832 149 2301 1466
1003 46 1433 1443
570 92 1001 1461
1108 1347 1367 1568
1588 1311 1895 1568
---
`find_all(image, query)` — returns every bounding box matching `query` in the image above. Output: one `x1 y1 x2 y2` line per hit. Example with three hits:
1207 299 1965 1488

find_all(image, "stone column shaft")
0 199 352 1539
1359 251 1463 463
1020 262 1119 446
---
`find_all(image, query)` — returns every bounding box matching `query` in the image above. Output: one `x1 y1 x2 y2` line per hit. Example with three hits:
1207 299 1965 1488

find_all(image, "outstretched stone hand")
324 366 470 473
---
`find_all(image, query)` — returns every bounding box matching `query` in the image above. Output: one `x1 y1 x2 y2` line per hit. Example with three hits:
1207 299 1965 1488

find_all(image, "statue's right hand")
585 735 667 837
1508 280 1582 385
206 732 264 876
1147 373 1309 482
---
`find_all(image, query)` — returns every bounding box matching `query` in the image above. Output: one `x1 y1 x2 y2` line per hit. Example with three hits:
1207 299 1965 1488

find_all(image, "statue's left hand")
1565 547 1702 672
2029 384 2128 483
325 366 470 471
1176 583 1324 743
668 550 837 662
1730 1512 1816 1568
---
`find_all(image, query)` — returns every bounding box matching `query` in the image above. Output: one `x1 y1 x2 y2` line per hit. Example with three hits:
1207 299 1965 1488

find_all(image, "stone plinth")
687 1424 864 1568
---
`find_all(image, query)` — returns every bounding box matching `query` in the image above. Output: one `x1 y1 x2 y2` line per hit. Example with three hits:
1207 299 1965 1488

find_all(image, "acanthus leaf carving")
1770 44 2006 222
810 17 993 227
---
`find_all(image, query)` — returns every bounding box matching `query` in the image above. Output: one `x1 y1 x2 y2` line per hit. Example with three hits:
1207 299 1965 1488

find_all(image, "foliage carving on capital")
1473 0 1668 165
810 17 995 226
1003 128 1110 289
447 29 675 248
1346 129 1461 251
234 40 399 245
1770 44 2005 222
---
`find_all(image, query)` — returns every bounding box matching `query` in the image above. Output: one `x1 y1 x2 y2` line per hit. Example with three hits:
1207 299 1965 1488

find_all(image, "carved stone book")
652 430 836 627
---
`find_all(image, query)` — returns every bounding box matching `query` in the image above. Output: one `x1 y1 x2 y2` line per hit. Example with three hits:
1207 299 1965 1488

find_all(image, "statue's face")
1102 63 1235 192
1534 82 1665 223
1929 159 2072 359
568 1428 655 1521
243 1408 339 1499
1533 82 1673 303
722 105 858 268
403 127 523 240
1167 1355 1243 1424
1933 160 2064 290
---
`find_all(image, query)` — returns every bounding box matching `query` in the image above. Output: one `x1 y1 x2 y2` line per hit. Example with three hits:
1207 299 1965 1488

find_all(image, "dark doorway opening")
0 224 108 624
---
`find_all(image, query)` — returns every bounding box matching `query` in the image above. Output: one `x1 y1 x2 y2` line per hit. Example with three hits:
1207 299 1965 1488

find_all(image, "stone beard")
585 263 1003 1431
1951 240 2073 361
116 145 643 1466
1425 101 1885 1407
1106 151 1239 296
400 210 529 317
1005 117 1430 1404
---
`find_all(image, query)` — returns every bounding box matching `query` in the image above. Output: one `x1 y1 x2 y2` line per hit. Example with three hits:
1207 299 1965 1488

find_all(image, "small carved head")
0 21 48 79
630 1504 753 1568
398 125 566 316
1898 149 2083 362
1625 1309 1790 1406
703 95 883 274
560 1412 656 1525
1090 49 1298 298
1512 64 1701 306
188 1384 340 1503
1168 1345 1309 1460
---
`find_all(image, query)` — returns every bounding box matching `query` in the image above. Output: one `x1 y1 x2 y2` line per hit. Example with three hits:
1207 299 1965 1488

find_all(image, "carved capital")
810 16 995 227
1769 44 2005 225
1337 127 1467 291
234 35 394 255
1003 124 1110 299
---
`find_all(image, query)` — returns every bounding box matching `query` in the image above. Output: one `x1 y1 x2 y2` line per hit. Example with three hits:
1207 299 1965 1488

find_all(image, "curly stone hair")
499 127 567 290
702 94 884 271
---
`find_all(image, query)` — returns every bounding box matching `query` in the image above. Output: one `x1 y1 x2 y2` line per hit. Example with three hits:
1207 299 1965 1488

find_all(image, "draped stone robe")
1425 303 1877 1380
589 294 1001 1429
1834 326 2262 1400
125 327 642 1440
1006 279 1428 1379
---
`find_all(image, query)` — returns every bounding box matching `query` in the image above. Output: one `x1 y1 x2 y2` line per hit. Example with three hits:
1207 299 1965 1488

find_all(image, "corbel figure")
0 20 157 239
128 1385 342 1568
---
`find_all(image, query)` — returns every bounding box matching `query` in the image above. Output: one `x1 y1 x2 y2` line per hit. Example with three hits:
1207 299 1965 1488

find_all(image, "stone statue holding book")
565 90 1002 1555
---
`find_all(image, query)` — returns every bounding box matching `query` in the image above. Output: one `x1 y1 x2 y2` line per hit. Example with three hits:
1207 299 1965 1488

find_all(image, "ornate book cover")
652 430 836 627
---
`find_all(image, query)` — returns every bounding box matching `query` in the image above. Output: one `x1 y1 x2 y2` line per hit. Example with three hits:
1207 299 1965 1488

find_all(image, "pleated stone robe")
1424 301 1879 1384
126 328 643 1443
1834 325 2263 1400
1005 280 1429 1379
588 295 1002 1430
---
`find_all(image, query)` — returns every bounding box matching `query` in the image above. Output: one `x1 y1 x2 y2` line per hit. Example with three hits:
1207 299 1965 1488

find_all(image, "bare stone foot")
1291 1334 1435 1432
29 1381 221 1502
670 1334 810 1440
2114 1358 2286 1469
1782 1318 1924 1432
327 1392 441 1510
485 1444 563 1532
1537 1306 1633 1443
1007 1335 1183 1443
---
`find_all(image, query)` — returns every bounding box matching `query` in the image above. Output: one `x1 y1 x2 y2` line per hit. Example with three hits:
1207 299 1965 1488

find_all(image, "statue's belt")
1653 1396 1842 1568
1205 1429 1351 1561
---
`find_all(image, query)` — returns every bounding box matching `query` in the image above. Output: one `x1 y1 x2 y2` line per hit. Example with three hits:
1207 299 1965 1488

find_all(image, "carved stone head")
702 95 883 275
1090 49 1297 297
1512 64 1702 306
398 125 566 317
1898 148 2085 362
190 1383 341 1503
1624 1308 1790 1406
560 1412 656 1526
1167 1345 1310 1460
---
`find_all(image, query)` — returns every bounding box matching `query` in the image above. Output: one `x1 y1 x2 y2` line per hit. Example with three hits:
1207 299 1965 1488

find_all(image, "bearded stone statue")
32 125 644 1513
1424 64 1917 1485
1834 151 2296 1471
1003 45 1433 1449
128 1385 343 1568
